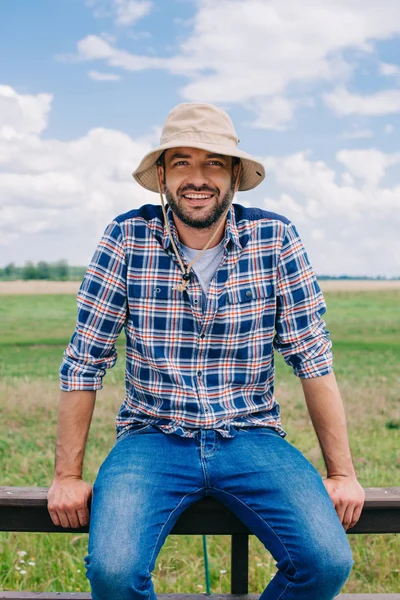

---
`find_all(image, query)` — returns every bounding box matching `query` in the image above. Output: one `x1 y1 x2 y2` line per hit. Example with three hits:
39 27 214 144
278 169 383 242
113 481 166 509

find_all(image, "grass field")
0 289 399 594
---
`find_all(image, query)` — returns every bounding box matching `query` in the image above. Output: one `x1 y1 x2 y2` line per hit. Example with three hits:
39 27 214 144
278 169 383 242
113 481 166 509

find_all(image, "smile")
182 193 214 200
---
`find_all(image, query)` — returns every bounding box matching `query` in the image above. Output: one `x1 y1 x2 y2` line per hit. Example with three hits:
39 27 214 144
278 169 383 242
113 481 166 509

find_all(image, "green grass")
0 291 399 594
0 295 78 346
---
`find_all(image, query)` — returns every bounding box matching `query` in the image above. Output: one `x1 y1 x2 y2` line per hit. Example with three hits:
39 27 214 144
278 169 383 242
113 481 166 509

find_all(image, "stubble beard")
165 184 235 230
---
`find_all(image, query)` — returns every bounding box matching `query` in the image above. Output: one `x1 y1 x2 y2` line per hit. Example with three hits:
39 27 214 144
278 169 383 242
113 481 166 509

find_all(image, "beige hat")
132 102 265 192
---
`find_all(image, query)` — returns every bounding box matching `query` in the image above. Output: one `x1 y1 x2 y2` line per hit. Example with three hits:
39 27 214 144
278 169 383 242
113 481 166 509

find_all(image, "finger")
56 509 72 529
59 508 79 529
48 509 61 527
342 504 355 530
77 507 90 527
348 504 363 530
66 510 81 529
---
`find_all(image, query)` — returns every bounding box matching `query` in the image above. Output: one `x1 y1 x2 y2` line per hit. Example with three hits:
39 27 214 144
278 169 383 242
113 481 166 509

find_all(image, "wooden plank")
360 488 400 508
0 488 51 507
1 487 400 507
0 488 399 534
1 593 400 599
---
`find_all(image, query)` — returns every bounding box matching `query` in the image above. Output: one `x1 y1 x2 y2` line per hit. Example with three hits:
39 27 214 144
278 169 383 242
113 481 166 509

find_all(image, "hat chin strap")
157 164 242 293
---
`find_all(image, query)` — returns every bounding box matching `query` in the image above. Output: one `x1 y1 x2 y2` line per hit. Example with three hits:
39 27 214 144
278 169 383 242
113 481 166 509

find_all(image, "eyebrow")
206 153 228 162
167 152 192 162
167 152 229 163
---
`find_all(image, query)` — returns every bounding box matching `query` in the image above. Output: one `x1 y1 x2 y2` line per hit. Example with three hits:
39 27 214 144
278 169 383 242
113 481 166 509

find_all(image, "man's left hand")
323 475 365 531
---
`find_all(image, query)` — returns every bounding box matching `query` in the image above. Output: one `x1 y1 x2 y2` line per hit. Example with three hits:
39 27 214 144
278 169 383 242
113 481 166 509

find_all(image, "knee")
302 543 354 598
85 552 151 600
314 551 354 587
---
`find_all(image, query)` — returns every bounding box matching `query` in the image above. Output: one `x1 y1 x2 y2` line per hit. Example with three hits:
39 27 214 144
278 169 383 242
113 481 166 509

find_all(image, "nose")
185 163 211 188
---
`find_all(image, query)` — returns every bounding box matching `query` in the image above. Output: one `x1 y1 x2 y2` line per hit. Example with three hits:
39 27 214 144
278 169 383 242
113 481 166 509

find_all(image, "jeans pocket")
116 424 153 443
240 426 280 437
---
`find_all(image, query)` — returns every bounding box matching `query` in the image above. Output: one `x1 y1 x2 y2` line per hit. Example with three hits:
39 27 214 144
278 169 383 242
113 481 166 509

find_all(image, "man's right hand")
47 477 93 529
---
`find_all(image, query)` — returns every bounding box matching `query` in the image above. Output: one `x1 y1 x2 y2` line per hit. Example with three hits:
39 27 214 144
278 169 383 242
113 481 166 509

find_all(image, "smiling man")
161 149 239 234
48 103 364 600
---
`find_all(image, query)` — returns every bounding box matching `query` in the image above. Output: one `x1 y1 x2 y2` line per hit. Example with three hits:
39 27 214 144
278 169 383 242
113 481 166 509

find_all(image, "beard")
165 183 235 230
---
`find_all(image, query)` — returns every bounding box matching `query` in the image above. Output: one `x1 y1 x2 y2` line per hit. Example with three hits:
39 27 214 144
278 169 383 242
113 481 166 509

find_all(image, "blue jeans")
84 426 353 599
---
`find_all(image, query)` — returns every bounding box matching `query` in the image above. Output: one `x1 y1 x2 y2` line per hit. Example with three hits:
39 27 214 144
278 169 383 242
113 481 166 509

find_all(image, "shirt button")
245 290 252 298
194 299 198 305
197 370 202 377
200 334 205 339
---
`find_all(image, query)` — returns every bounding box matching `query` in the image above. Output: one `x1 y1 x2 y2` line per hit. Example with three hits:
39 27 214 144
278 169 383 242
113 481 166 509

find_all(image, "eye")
173 160 189 167
207 160 224 166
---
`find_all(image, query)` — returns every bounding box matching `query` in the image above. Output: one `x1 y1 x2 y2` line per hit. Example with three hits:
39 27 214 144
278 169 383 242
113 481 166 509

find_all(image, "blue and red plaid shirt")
60 203 332 440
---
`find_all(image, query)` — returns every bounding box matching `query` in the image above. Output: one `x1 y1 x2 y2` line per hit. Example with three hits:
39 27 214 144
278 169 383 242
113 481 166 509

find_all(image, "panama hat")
132 102 265 192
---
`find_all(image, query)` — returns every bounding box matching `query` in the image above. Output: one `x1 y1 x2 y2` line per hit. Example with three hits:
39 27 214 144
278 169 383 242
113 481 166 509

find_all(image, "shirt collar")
162 203 242 252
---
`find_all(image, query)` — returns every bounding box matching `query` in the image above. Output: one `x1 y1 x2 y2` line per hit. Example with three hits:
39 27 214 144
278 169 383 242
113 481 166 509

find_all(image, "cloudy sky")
1 0 400 277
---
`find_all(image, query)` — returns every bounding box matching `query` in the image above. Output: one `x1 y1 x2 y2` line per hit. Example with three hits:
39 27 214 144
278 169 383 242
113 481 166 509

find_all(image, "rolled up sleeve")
60 221 127 391
273 222 333 378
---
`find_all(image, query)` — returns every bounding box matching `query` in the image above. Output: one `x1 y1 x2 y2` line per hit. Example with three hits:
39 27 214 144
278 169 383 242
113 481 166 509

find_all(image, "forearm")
53 390 96 481
300 371 356 478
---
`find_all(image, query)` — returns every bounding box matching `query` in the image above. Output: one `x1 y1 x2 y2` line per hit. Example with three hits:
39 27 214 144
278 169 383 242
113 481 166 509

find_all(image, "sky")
1 0 400 277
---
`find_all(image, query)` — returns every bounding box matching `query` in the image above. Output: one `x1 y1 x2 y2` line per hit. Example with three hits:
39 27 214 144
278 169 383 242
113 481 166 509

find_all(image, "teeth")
184 194 213 199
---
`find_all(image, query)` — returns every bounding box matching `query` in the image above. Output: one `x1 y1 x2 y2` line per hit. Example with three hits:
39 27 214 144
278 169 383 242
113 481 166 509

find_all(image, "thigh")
86 428 206 577
209 428 352 572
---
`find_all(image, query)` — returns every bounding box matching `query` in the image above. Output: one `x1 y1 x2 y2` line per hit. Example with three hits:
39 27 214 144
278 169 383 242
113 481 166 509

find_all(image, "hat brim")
132 140 265 192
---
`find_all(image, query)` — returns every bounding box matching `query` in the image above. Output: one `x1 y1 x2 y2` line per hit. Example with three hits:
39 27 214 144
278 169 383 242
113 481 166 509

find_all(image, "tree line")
0 261 85 281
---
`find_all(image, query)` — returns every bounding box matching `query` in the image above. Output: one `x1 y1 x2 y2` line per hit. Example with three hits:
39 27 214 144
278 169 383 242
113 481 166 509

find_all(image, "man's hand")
47 477 93 529
323 475 365 531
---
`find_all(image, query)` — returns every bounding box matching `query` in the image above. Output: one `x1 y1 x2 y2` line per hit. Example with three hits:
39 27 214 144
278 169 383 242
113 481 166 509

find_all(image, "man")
47 103 365 600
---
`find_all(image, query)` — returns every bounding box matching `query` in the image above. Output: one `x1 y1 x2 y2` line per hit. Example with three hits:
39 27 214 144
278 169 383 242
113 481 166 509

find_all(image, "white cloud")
251 97 297 131
77 35 115 60
311 228 325 241
262 150 400 220
341 172 355 186
0 86 157 264
0 85 53 137
264 192 308 223
262 150 400 276
324 86 400 116
336 149 400 185
74 0 400 129
86 0 152 26
77 35 162 70
115 0 152 26
264 153 365 220
88 70 121 81
379 62 400 76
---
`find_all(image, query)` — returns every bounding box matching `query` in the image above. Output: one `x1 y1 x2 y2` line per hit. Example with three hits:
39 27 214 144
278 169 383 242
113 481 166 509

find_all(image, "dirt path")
1 279 399 295
318 280 400 291
0 281 81 295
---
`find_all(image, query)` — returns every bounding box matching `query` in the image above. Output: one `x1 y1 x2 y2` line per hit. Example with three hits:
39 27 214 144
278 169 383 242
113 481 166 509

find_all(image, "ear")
233 160 242 193
156 163 165 192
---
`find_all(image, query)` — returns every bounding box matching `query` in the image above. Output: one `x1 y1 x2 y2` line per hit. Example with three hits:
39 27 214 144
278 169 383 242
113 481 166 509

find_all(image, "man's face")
158 147 239 230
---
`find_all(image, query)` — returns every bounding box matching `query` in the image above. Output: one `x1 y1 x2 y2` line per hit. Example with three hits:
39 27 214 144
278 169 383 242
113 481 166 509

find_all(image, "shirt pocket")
130 282 177 300
127 280 186 361
225 281 276 337
129 281 177 333
226 282 274 304
210 282 276 365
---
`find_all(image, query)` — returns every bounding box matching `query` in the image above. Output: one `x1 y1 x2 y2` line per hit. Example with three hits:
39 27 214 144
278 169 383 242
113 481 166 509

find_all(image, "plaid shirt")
60 203 332 440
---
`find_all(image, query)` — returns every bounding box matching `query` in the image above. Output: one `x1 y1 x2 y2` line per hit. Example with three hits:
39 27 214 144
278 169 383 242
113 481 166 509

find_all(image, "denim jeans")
84 426 353 600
